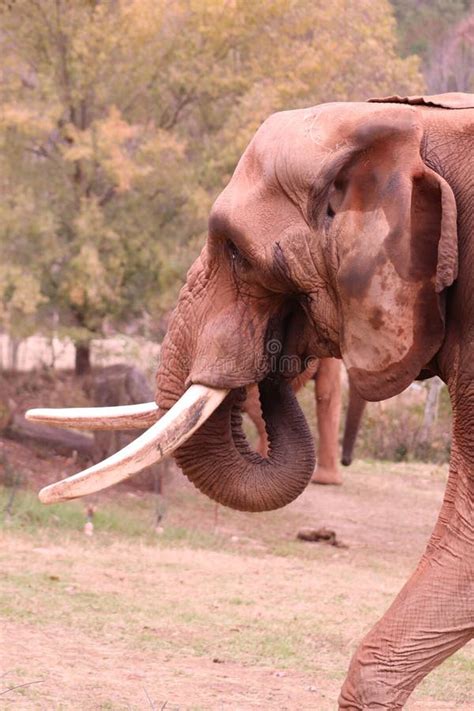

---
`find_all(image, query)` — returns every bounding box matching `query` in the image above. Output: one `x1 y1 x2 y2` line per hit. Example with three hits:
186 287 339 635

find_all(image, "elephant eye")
227 239 240 260
326 179 345 220
226 239 250 272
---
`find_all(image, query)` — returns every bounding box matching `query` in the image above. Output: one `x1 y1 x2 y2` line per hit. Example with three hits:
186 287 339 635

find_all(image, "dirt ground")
1 440 473 710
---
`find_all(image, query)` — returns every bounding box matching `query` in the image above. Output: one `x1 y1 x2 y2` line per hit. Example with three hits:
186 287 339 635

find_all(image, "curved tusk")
38 385 229 504
26 402 159 430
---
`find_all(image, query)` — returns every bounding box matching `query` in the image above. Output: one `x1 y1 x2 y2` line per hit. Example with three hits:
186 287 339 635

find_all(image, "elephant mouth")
26 373 315 512
26 302 316 509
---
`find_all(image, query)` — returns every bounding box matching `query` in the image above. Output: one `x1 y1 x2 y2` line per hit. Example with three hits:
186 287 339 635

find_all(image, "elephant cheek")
186 309 271 390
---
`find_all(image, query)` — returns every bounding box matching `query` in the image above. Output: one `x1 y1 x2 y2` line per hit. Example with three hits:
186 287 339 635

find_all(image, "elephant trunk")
174 377 315 512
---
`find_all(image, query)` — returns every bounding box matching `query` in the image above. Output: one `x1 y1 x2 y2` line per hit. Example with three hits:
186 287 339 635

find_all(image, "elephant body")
155 92 474 708
37 92 474 709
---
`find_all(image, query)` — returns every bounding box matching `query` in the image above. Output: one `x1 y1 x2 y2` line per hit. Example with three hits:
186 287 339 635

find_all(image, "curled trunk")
174 377 315 512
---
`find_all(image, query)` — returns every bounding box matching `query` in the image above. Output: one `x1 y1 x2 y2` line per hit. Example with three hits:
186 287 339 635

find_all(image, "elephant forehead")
226 102 402 206
210 101 420 251
258 102 419 188
222 104 348 191
209 108 341 242
254 104 347 185
211 175 304 253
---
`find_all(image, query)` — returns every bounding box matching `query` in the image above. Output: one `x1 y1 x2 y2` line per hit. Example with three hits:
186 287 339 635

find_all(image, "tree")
425 10 474 92
390 0 473 92
390 0 471 59
200 0 424 189
0 0 424 372
417 377 445 446
0 0 196 371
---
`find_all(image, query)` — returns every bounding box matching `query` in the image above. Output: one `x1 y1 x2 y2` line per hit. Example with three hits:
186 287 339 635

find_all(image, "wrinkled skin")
156 92 474 707
244 357 366 484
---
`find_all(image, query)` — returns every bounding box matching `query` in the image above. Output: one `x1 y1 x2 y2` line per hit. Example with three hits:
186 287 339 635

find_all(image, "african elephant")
244 357 366 484
29 91 474 709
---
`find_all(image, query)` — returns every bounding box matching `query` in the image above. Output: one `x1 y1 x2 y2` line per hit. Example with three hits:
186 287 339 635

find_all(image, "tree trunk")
418 377 444 445
75 341 91 375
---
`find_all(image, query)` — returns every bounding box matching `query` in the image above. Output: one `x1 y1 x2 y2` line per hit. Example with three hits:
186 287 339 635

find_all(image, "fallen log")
88 365 165 491
6 413 94 457
4 364 166 490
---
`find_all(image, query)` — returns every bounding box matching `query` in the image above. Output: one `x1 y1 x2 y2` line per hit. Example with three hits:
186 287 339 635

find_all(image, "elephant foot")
311 466 343 486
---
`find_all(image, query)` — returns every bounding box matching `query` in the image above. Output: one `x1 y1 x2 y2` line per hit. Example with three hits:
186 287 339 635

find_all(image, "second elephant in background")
244 358 366 485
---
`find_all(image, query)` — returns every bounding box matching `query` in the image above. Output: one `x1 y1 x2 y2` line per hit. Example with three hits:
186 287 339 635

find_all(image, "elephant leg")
254 413 268 456
312 358 342 485
244 383 268 456
341 380 366 466
338 443 474 710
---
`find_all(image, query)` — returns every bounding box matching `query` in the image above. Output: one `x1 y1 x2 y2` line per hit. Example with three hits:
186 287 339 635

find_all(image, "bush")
354 389 452 464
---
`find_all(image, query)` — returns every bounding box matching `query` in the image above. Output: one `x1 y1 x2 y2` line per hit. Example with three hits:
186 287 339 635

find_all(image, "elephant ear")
368 92 474 110
333 109 458 400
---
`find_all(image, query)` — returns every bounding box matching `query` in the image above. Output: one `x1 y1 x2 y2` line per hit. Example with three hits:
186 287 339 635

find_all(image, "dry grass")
1 460 473 710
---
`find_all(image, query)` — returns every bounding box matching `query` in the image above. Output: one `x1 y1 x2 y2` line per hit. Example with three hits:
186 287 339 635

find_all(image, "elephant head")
29 100 458 510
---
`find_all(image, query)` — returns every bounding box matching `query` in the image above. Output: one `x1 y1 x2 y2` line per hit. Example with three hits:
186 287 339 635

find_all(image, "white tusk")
38 385 228 504
26 402 159 430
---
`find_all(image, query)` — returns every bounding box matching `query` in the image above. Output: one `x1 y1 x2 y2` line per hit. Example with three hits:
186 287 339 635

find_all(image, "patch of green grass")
1 486 85 531
269 539 330 560
215 615 345 671
254 632 298 662
0 567 125 632
0 485 166 539
415 651 474 702
0 486 231 555
227 596 252 606
159 524 227 552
